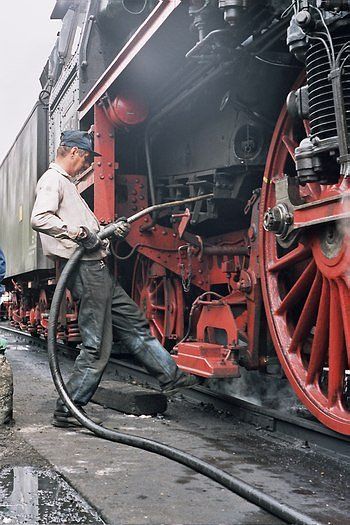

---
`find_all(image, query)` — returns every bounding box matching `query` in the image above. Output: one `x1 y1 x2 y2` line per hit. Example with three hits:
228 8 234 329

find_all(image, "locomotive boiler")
1 0 350 436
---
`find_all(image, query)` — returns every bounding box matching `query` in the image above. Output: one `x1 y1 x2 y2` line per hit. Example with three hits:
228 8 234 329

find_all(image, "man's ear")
71 147 79 157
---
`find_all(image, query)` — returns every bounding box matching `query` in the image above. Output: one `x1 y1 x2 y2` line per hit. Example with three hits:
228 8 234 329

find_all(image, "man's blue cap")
60 130 101 157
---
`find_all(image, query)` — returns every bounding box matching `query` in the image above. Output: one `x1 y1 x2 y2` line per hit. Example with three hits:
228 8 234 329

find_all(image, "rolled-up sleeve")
31 173 80 240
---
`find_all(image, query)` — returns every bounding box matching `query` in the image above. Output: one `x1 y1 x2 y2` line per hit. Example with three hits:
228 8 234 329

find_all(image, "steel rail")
107 356 350 461
1 323 349 460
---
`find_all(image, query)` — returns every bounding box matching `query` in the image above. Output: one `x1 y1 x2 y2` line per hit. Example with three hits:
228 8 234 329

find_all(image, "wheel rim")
260 88 350 434
132 256 184 346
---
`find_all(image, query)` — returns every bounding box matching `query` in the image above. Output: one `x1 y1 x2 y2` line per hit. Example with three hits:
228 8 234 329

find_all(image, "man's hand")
76 227 101 253
114 217 130 240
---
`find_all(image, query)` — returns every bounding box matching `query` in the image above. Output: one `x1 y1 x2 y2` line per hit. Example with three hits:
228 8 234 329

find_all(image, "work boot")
52 406 102 428
161 374 202 396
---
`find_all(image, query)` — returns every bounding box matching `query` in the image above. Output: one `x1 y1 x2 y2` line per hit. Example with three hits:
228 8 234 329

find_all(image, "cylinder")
306 30 350 141
107 94 148 128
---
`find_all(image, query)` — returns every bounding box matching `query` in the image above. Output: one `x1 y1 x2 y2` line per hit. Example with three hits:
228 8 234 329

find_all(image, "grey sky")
0 1 61 163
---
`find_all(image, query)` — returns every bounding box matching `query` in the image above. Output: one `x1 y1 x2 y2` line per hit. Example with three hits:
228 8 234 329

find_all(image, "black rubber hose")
47 221 322 525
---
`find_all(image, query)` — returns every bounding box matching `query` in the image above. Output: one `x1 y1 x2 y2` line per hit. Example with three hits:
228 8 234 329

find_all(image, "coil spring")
306 31 350 141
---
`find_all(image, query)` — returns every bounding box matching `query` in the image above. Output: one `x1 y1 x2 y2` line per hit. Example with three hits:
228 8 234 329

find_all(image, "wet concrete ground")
0 334 349 525
0 466 104 524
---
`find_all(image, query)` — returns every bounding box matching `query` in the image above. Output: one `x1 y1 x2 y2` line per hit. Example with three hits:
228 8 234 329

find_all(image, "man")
0 248 7 345
31 131 199 428
0 248 5 296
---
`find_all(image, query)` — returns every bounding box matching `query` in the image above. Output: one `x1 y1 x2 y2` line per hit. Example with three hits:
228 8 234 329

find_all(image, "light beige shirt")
31 162 108 260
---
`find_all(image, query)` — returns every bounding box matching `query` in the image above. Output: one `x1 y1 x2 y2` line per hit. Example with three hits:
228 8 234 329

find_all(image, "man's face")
72 148 93 175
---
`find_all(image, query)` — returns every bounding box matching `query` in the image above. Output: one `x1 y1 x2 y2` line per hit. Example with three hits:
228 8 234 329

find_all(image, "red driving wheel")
260 85 350 434
132 255 184 346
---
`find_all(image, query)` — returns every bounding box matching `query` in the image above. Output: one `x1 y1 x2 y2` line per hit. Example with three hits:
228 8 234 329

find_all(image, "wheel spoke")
276 260 316 315
268 243 311 273
152 280 164 293
152 318 164 338
151 303 166 311
337 278 350 368
306 278 330 385
328 281 346 407
142 260 148 282
288 270 322 353
140 260 144 281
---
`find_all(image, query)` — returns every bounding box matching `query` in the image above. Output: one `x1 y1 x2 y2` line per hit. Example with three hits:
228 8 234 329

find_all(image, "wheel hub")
312 224 347 280
320 223 343 260
263 203 293 238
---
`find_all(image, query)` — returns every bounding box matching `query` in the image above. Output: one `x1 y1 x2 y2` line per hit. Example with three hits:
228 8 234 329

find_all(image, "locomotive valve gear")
76 227 102 253
113 217 131 240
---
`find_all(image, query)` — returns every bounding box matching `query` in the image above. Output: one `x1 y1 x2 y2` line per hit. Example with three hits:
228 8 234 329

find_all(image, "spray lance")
47 193 320 525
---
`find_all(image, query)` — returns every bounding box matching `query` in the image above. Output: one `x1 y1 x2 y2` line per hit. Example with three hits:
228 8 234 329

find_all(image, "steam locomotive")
1 0 350 435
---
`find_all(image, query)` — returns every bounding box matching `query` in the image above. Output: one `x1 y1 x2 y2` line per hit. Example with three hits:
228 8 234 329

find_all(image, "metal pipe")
145 125 157 206
329 67 350 177
101 193 214 238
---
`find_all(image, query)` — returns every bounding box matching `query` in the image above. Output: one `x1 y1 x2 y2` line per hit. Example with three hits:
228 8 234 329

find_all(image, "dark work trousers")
56 259 182 411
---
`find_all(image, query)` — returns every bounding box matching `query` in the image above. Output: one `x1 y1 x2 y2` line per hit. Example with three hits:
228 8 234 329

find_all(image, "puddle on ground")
0 466 105 524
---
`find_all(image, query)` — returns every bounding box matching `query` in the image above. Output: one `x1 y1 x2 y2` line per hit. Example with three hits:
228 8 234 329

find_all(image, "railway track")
1 323 349 461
